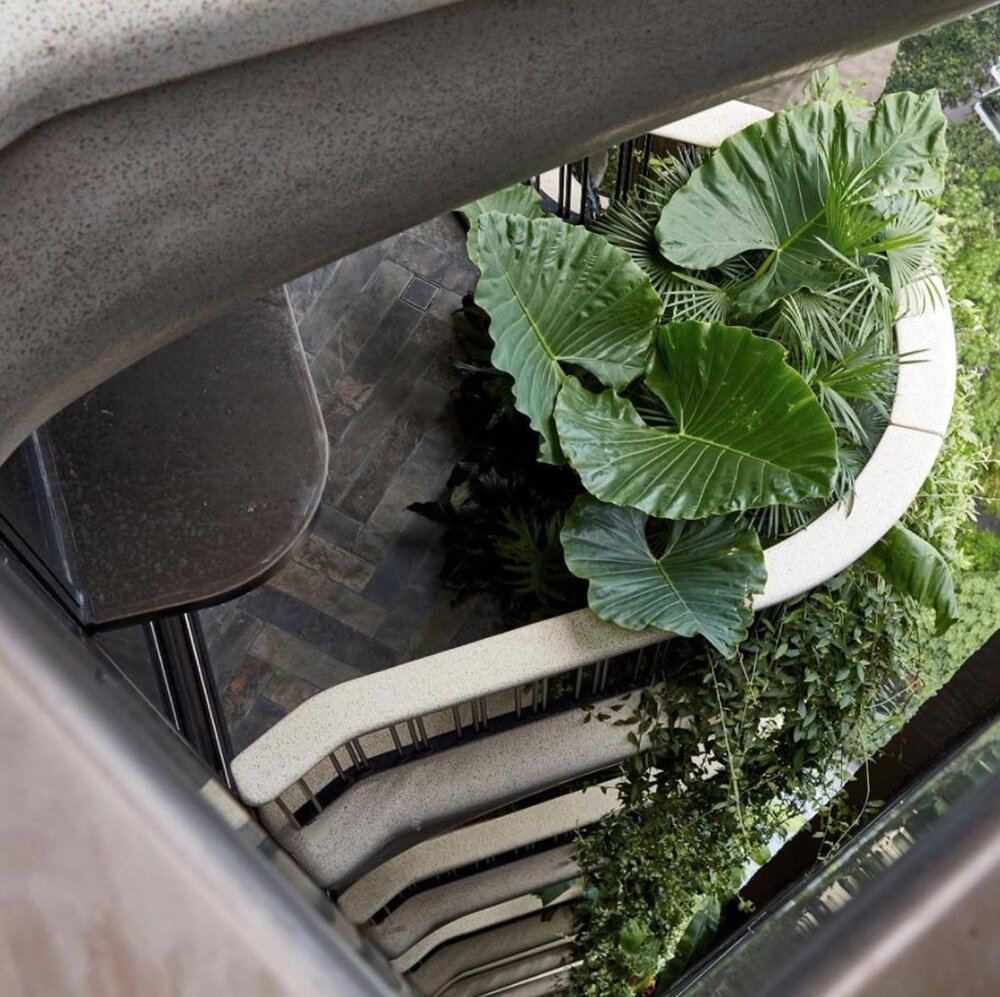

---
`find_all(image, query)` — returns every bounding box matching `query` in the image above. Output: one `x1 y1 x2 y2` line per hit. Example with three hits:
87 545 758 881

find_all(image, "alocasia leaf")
561 497 766 657
474 214 662 462
863 523 959 634
456 183 546 264
655 92 947 315
553 322 838 519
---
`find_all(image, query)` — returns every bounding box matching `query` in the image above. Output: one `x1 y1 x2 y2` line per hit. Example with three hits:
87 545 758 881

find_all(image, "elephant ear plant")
452 89 955 657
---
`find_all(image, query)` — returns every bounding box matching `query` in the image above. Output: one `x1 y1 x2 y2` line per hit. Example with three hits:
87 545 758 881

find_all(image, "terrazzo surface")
201 212 502 753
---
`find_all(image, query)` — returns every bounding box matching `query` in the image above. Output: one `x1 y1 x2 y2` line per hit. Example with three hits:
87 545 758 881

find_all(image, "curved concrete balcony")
374 842 579 964
339 780 619 925
392 883 584 976
0 0 978 469
410 908 576 997
261 691 643 888
441 946 576 997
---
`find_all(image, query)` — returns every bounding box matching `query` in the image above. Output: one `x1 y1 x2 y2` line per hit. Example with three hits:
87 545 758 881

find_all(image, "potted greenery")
447 87 958 660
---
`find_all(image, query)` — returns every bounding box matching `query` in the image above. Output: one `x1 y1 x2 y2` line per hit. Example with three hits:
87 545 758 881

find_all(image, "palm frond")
591 176 677 297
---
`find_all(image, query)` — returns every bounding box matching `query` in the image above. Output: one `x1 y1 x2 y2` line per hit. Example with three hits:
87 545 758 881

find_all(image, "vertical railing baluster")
329 750 350 783
297 778 321 815
580 157 590 222
389 724 405 758
406 719 421 749
575 666 584 700
276 796 301 830
515 685 523 719
416 716 430 748
346 738 370 771
641 133 653 181
477 697 489 729
542 676 550 711
452 705 464 739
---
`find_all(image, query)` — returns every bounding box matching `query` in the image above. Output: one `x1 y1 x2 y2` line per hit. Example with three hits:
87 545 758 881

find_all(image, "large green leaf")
554 322 838 519
863 523 959 635
561 498 765 657
475 214 662 462
456 184 546 265
457 183 546 226
655 92 947 315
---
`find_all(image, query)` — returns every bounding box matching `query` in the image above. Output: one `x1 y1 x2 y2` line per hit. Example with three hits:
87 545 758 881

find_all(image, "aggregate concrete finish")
390 885 584 975
233 611 667 805
0 0 461 148
264 691 644 888
410 908 576 997
339 780 619 925
652 100 773 147
374 843 580 960
498 967 575 997
445 945 576 997
0 0 983 465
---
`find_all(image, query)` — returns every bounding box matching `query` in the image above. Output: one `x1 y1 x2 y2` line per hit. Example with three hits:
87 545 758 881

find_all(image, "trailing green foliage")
863 524 959 635
573 566 930 995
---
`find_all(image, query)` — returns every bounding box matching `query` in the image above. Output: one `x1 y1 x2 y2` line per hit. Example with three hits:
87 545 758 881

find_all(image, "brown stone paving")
202 212 503 753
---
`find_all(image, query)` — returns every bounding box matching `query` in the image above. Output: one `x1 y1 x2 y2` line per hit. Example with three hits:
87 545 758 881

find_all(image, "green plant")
458 91 952 654
572 565 930 995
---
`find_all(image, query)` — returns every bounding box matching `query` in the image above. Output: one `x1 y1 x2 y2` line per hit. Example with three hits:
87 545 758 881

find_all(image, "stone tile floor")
202 212 502 753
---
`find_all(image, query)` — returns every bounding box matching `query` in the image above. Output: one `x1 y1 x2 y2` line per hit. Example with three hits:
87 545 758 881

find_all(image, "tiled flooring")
203 213 502 753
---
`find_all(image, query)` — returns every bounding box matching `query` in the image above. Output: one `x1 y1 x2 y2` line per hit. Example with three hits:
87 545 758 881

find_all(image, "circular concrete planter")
232 102 957 808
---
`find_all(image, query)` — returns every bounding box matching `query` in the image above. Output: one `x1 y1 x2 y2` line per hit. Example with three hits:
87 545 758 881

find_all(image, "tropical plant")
451 90 952 656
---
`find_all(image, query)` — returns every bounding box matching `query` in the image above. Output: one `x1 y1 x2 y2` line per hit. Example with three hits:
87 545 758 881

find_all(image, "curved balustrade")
0 0 977 465
393 885 585 975
263 690 644 889
339 780 619 925
411 909 576 997
375 842 579 963
440 945 576 997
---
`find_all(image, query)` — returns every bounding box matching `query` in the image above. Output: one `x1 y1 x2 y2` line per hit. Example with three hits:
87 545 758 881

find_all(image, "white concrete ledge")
265 692 641 888
391 886 584 975
442 946 575 997
410 909 576 997
494 966 576 997
651 99 774 148
231 106 955 811
339 780 618 925
375 843 579 961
